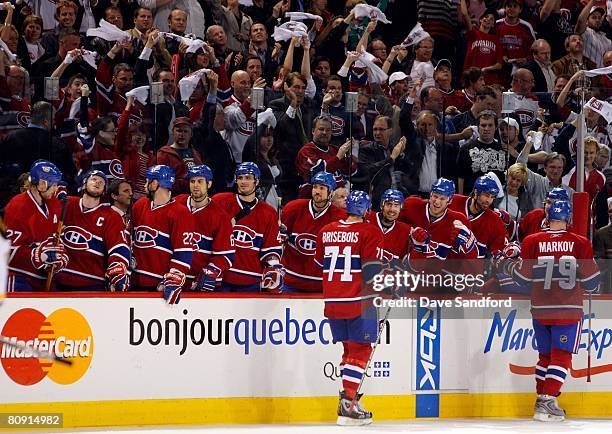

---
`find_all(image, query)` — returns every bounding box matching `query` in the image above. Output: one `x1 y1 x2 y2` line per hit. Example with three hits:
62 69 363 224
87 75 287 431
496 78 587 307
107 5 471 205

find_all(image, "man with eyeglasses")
509 68 540 132
352 115 406 208
517 138 574 212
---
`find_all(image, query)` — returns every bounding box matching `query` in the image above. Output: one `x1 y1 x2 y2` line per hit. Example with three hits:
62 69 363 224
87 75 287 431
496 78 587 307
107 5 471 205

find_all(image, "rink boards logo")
0 308 94 386
416 306 440 390
484 309 612 378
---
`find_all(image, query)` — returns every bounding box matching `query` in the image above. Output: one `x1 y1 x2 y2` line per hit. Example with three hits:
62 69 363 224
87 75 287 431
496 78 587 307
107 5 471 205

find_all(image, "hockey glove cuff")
159 268 186 304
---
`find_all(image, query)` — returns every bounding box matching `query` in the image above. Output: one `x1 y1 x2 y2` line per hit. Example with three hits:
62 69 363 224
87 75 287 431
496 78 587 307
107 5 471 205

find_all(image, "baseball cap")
435 59 452 71
173 117 193 129
498 117 520 130
589 6 605 16
389 71 409 86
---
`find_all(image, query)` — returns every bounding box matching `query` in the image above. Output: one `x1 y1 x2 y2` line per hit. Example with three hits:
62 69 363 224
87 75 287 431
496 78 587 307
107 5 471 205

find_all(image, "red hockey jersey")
4 191 63 290
295 142 357 197
368 212 411 265
514 230 600 322
57 197 130 288
131 197 195 288
399 197 478 282
315 219 384 319
175 195 235 286
281 199 346 292
449 195 507 257
213 193 282 286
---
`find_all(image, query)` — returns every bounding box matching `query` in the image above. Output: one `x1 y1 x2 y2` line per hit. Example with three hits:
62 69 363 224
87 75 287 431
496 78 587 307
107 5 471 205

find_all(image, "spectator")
41 1 79 60
509 68 540 132
203 0 253 53
270 71 316 201
156 117 203 194
551 33 596 78
524 39 556 94
331 186 348 209
452 85 497 132
434 59 467 112
408 37 435 90
247 22 279 84
243 122 282 207
206 24 234 64
295 115 355 197
461 5 503 85
0 101 76 191
495 0 535 79
458 67 486 111
34 28 96 98
575 1 612 68
19 15 45 67
127 7 172 70
353 115 406 208
562 136 606 204
457 110 507 194
495 162 534 221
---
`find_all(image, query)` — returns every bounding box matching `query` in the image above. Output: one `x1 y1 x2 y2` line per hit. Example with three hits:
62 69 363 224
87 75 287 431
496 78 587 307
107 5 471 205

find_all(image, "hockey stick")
44 197 68 292
0 336 73 366
347 302 394 414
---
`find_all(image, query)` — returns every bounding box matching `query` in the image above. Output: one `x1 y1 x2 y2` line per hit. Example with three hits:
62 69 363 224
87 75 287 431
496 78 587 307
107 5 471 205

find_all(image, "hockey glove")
31 237 68 271
261 263 284 293
410 227 431 253
158 268 186 304
106 262 130 292
502 242 521 259
278 223 288 244
193 263 222 291
451 220 476 253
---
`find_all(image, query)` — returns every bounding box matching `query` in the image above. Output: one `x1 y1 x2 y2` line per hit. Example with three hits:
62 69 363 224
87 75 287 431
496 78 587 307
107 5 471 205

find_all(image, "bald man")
509 68 540 132
224 70 256 162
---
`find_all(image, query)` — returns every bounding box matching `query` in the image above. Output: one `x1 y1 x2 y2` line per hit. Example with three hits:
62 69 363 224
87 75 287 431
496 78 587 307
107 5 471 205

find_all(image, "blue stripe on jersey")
476 242 487 258
546 367 567 380
172 249 193 266
323 256 361 270
513 267 532 287
109 244 131 265
194 236 213 253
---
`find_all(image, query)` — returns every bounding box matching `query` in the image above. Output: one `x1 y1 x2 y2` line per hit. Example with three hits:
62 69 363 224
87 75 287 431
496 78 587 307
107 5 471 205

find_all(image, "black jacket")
352 141 394 210
269 95 315 201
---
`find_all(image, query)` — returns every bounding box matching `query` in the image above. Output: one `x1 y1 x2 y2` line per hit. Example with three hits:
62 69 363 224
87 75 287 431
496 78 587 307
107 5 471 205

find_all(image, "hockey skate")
533 394 565 422
337 391 373 426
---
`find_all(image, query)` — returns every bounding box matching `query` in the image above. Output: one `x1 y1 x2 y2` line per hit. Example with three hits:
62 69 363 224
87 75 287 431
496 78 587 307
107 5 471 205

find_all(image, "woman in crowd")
495 163 534 222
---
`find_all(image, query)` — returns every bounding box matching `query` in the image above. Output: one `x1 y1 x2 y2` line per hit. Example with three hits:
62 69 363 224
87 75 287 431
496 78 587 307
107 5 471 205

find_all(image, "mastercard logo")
0 308 94 386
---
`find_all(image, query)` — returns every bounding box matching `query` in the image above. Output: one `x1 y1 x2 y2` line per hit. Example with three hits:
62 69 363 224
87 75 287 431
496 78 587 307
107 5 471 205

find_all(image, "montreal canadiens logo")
232 225 257 248
294 234 317 255
62 226 93 250
109 159 124 178
16 111 31 128
0 308 93 386
515 109 534 127
134 226 159 248
330 115 345 136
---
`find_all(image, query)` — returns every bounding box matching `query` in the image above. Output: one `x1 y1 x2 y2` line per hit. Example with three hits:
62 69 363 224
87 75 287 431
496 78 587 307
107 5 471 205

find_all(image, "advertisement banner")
0 297 412 403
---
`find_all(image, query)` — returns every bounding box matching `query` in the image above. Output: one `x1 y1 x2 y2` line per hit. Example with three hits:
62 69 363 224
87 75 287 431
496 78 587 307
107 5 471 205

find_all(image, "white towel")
353 4 391 24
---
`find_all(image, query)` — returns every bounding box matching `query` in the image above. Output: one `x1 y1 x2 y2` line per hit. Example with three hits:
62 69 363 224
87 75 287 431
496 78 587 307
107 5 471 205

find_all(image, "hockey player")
315 190 384 426
449 175 507 258
131 165 194 304
518 187 569 241
175 165 234 291
368 189 411 265
57 170 131 291
281 171 345 293
498 199 600 421
213 162 283 293
4 160 68 291
399 178 478 289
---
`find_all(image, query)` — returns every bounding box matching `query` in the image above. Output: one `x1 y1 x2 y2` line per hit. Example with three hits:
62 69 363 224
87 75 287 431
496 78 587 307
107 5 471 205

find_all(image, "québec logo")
0 308 94 386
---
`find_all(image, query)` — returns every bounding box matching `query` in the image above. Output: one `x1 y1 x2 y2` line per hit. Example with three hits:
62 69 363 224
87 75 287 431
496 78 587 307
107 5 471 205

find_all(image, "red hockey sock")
342 341 372 400
543 348 572 397
535 353 550 394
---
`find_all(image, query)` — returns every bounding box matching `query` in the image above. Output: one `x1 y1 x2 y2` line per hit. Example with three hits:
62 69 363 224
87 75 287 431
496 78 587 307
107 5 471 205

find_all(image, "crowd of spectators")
1 0 612 258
